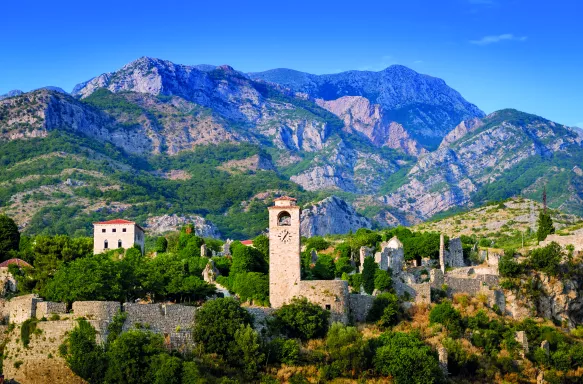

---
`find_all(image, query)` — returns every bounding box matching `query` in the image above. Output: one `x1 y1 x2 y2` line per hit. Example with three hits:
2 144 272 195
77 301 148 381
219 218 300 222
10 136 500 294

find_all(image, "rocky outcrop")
145 214 221 238
316 96 426 156
300 196 372 237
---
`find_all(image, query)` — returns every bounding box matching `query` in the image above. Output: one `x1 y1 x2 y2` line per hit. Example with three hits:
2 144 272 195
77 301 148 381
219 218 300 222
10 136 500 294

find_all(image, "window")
112 228 116 233
104 240 108 249
101 228 106 233
325 304 331 311
118 240 122 248
122 228 127 233
277 211 291 226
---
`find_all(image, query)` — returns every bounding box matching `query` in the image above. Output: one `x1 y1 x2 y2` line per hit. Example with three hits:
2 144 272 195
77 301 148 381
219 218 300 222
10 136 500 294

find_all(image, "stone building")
0 258 31 295
93 219 145 255
268 197 350 323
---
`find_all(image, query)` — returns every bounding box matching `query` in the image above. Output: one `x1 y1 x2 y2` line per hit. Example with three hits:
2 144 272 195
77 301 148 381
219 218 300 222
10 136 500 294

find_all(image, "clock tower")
268 196 301 308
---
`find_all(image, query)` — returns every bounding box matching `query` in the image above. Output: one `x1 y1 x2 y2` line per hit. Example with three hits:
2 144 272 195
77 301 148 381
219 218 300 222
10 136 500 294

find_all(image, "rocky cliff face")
249 65 485 149
300 196 372 237
145 214 221 238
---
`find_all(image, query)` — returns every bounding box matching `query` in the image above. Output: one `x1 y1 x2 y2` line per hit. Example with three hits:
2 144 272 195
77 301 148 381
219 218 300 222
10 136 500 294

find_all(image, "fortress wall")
298 280 349 323
36 301 67 319
349 294 374 323
72 301 121 322
123 303 196 334
8 294 40 324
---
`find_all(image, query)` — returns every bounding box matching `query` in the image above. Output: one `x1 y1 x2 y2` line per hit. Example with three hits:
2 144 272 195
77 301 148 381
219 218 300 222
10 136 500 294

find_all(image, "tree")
312 254 335 280
335 256 354 277
231 242 268 275
305 236 330 251
234 324 265 379
529 241 563 276
0 215 19 260
272 297 330 340
429 301 462 337
252 234 269 261
149 354 183 384
374 331 443 384
374 269 392 291
362 256 378 294
232 272 269 304
155 237 168 253
60 319 107 384
105 330 166 384
537 211 555 242
325 322 367 378
366 293 401 327
192 297 253 358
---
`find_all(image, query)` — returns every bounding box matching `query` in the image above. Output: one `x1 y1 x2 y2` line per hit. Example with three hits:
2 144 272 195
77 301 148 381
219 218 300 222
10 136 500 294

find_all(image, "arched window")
104 240 109 249
118 240 122 248
277 211 291 226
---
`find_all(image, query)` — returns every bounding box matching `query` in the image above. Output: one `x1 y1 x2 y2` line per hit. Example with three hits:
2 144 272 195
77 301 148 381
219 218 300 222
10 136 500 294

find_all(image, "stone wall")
298 280 349 323
4 319 105 384
444 276 483 296
8 294 40 324
348 294 374 322
72 301 121 321
123 303 196 334
245 306 276 331
448 238 465 267
36 301 67 320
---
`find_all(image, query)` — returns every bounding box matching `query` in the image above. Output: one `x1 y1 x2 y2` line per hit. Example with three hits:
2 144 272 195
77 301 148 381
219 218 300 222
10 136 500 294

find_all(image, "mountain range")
1 56 581 238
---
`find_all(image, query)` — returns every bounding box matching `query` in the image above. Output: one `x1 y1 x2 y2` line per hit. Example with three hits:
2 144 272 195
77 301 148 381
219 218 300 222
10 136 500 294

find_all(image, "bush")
155 237 168 253
305 236 330 251
192 298 253 358
529 242 563 276
232 272 269 304
366 293 401 327
498 255 522 277
60 319 107 384
268 338 300 365
272 297 330 340
429 301 462 337
21 317 39 348
374 269 392 291
312 254 335 280
374 331 443 384
234 324 265 379
325 322 368 377
334 256 354 277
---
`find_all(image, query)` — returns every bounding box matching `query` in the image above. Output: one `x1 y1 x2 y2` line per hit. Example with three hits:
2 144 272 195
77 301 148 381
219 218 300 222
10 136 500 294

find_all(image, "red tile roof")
0 258 32 268
94 219 135 225
240 240 254 246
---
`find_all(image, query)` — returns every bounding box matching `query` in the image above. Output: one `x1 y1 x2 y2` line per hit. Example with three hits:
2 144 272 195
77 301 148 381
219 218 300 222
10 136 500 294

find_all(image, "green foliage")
429 301 462 337
150 354 183 384
498 255 522 277
312 254 335 280
230 242 268 275
401 232 444 260
304 236 330 251
374 331 443 384
60 319 107 384
107 311 128 344
155 237 168 253
104 330 166 384
528 241 563 276
0 215 19 260
252 234 269 260
366 293 401 327
361 256 378 295
192 298 253 357
232 272 269 304
20 318 39 348
334 256 354 277
325 322 368 378
272 297 330 341
537 211 556 241
234 324 265 379
346 273 363 293
267 338 300 365
374 269 392 291
442 337 479 376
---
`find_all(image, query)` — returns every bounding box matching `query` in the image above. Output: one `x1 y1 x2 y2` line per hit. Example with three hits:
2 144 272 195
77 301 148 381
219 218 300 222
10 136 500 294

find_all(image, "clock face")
278 229 292 243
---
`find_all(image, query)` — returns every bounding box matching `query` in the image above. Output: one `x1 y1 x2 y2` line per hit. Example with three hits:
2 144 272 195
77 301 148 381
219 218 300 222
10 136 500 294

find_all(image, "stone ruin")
202 260 219 283
440 234 465 272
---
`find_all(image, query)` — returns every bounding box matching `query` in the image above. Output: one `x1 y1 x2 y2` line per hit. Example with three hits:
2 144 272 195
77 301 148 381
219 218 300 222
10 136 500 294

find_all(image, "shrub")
21 318 39 348
529 242 563 276
374 331 443 384
234 324 265 379
305 236 330 251
192 298 253 358
232 272 269 304
374 269 392 291
312 254 335 280
334 256 354 277
325 322 368 377
429 301 462 337
60 319 107 384
498 255 522 277
272 297 330 340
267 337 300 365
366 293 401 327
155 237 168 253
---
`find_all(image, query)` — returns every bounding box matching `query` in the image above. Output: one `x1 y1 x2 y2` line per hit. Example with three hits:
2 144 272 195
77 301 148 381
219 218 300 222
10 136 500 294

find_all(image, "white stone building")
93 219 145 255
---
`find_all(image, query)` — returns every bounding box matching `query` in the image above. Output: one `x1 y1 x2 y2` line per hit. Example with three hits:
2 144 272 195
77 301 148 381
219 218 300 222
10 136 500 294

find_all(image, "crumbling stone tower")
268 196 301 308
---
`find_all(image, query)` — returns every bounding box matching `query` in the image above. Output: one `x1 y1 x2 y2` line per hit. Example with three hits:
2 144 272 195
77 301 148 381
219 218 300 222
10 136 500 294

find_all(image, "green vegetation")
0 214 19 260
271 298 330 341
537 210 556 241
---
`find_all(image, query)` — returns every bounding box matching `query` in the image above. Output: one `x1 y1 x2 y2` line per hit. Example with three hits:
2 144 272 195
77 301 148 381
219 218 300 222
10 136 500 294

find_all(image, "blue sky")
1 0 582 126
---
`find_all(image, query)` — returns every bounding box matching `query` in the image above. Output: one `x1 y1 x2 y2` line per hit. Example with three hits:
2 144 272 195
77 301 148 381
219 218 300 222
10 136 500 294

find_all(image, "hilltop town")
0 196 582 383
